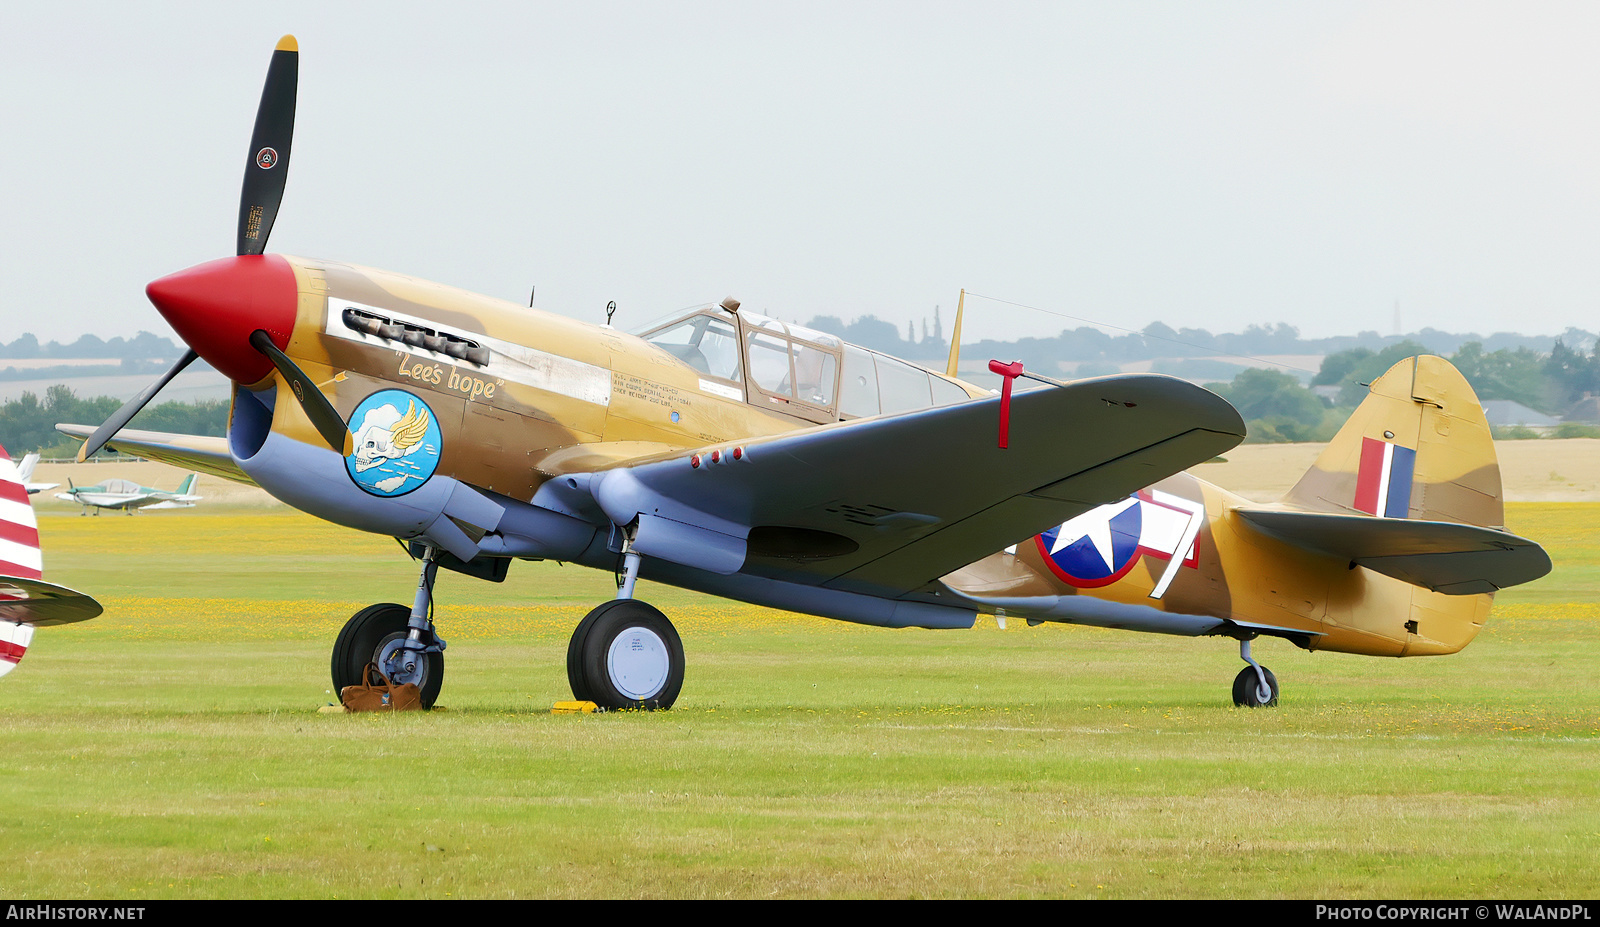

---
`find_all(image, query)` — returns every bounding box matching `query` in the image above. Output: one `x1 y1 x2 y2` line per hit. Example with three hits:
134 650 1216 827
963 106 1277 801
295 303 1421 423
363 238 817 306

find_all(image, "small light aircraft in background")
55 473 201 515
59 37 1547 711
16 454 57 495
0 445 104 679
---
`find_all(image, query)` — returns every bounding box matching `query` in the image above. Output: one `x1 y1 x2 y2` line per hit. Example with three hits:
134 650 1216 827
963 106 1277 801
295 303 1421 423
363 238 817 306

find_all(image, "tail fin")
0 444 103 679
1284 354 1503 528
176 474 198 496
0 449 44 583
17 453 38 482
1235 356 1549 596
0 445 43 679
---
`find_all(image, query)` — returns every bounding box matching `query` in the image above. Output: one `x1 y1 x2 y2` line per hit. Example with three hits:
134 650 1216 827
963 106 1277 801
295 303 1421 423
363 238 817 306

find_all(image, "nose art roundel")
345 389 443 497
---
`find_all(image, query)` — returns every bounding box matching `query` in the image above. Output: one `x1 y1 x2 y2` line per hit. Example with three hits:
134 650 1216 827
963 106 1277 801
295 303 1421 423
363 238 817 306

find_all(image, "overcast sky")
5 1 1599 348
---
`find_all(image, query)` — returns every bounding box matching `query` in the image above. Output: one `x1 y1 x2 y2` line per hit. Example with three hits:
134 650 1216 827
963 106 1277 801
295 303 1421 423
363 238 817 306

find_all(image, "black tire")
565 603 608 703
1231 665 1279 708
332 603 444 709
568 600 683 710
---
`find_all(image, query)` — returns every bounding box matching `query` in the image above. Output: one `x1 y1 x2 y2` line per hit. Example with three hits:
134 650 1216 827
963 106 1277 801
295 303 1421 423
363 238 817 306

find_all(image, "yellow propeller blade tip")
276 35 298 52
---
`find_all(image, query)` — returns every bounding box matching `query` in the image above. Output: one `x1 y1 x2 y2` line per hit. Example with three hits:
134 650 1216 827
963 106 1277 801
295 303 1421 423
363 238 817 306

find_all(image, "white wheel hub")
606 626 670 700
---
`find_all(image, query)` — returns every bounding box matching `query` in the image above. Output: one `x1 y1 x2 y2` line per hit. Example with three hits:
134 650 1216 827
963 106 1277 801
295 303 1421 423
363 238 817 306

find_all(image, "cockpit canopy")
637 305 976 424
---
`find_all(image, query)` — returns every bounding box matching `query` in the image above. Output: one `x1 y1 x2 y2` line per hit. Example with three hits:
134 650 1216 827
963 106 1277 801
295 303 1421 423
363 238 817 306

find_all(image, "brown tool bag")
339 663 423 712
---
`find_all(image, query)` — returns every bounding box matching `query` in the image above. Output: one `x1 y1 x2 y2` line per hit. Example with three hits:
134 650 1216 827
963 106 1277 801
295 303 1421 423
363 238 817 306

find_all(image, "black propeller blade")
74 349 199 461
237 35 298 256
249 330 352 456
237 38 352 456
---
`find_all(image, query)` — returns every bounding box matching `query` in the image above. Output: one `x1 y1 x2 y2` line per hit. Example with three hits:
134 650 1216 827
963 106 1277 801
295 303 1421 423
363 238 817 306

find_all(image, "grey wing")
571 374 1245 600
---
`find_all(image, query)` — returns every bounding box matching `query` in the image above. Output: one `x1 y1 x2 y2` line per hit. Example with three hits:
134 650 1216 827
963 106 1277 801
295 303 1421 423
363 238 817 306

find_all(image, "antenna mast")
944 288 965 378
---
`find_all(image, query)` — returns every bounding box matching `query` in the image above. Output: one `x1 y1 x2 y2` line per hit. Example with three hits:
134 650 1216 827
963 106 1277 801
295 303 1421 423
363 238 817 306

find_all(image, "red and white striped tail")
0 444 43 580
0 444 42 676
0 619 31 675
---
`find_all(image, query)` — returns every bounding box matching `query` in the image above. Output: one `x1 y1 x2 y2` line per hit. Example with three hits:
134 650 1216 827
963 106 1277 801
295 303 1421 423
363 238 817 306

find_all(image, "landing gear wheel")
332 603 444 709
567 600 684 710
1231 665 1279 708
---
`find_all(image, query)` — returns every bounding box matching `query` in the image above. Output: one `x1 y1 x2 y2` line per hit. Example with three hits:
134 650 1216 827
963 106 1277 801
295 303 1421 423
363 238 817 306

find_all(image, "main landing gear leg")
566 526 685 710
1231 637 1280 708
330 545 447 708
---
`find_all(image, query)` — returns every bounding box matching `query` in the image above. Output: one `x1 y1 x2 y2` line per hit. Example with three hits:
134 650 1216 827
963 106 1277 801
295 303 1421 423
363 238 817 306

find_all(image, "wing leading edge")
54 426 253 486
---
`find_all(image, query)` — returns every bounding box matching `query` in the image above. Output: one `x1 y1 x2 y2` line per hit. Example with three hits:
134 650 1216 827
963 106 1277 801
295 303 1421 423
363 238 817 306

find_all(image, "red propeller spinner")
144 255 298 385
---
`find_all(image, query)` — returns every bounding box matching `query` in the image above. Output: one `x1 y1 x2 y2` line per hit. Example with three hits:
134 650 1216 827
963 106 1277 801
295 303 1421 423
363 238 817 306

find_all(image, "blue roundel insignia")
1035 496 1143 588
345 389 443 497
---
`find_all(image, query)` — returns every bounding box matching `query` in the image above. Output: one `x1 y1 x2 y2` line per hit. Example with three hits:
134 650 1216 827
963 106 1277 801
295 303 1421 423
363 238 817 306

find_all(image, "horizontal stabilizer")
56 425 254 486
0 576 105 627
1235 508 1551 595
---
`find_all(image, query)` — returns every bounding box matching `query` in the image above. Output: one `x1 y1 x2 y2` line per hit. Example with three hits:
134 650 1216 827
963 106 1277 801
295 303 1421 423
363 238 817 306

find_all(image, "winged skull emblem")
351 400 431 473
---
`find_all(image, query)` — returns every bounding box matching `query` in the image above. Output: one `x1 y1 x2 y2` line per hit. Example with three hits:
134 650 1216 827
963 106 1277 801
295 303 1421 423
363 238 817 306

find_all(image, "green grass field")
1 503 1596 899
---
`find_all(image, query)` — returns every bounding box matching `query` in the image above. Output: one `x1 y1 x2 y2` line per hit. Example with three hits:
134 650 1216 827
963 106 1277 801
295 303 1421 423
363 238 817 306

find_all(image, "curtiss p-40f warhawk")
61 37 1548 710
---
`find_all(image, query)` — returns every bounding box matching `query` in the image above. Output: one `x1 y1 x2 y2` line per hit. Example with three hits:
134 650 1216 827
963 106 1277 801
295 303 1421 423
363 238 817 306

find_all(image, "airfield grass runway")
3 500 1597 899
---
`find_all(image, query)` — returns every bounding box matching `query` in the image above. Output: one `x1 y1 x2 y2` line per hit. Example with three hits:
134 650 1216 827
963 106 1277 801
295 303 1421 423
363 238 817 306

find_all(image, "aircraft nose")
145 254 299 384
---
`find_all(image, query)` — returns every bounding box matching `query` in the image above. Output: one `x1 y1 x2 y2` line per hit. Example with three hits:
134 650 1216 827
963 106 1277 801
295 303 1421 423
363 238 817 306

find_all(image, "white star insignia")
1049 497 1138 570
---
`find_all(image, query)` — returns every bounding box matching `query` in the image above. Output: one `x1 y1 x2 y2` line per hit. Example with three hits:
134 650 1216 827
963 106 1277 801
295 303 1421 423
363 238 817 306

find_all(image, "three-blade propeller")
77 36 351 462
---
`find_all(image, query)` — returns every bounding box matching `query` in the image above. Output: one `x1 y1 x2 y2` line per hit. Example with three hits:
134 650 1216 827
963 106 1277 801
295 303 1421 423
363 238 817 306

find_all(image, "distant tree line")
803 314 1596 370
0 357 174 382
803 313 1600 443
0 332 184 360
1211 339 1600 443
1310 339 1600 414
0 386 228 458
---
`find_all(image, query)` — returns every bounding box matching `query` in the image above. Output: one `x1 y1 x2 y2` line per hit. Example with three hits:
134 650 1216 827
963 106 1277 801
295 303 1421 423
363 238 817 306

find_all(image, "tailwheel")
332 603 444 709
1231 636 1279 708
1231 664 1279 708
567 599 684 710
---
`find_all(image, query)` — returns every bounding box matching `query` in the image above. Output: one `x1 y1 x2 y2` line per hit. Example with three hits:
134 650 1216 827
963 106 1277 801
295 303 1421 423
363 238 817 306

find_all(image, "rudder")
1283 355 1504 529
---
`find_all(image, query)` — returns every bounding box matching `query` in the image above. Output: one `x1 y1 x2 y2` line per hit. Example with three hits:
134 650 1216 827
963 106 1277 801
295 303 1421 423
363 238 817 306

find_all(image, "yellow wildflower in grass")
1492 602 1600 621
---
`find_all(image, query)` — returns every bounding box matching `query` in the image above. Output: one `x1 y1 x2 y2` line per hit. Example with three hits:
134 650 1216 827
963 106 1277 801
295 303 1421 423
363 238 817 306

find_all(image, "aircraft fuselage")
945 470 1491 659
